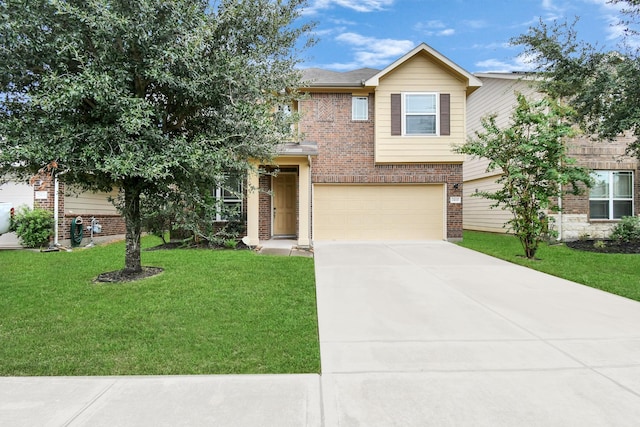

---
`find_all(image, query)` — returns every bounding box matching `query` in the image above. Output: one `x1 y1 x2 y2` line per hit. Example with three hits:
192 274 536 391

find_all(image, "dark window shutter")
440 93 450 136
391 93 401 136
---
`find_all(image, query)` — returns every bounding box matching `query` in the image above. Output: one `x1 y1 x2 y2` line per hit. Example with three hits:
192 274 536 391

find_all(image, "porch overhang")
276 141 318 157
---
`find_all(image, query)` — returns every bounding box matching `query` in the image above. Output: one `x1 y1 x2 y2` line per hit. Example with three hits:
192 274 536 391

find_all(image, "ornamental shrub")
10 206 54 248
610 216 640 243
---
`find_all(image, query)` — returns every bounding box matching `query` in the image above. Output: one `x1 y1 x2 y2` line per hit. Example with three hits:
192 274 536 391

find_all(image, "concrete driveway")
314 241 640 426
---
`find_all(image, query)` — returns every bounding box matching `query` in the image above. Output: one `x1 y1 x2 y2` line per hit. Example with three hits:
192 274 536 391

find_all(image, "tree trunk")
123 181 143 274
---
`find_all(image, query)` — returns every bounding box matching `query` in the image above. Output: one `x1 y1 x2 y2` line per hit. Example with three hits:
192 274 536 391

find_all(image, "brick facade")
298 92 463 240
549 135 640 239
259 172 272 240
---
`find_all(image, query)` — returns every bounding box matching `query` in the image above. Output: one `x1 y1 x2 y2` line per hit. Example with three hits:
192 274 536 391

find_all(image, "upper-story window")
403 93 438 135
352 96 368 121
391 93 449 137
589 170 634 220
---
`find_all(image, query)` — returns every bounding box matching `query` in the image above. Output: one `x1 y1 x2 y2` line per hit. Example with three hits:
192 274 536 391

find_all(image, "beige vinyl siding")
463 175 512 233
464 75 539 181
374 53 467 163
65 188 120 215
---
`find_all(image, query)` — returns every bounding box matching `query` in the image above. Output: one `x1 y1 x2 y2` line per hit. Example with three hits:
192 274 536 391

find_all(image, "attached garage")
313 184 445 240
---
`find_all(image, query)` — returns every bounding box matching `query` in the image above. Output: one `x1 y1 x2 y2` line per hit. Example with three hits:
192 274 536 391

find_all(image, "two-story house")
3 43 482 249
464 72 640 240
245 43 482 247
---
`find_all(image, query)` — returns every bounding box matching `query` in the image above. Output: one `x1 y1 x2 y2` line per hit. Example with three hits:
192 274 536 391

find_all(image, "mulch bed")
145 241 250 251
565 239 640 254
94 267 164 283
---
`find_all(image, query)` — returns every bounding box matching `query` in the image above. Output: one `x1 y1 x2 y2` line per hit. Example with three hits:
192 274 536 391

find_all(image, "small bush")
224 239 238 249
610 216 640 243
593 240 607 249
11 207 54 248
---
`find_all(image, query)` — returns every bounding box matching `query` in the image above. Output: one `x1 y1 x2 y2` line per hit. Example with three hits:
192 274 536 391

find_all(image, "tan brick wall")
300 92 463 239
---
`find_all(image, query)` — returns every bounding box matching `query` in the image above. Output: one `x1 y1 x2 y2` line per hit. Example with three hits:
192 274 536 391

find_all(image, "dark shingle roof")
301 67 380 87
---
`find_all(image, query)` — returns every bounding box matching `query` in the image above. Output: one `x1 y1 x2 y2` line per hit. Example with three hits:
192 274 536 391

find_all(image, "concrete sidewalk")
1 375 321 426
315 241 640 426
2 241 640 426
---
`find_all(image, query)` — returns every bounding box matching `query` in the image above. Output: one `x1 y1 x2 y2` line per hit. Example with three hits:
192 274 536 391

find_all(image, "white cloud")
415 20 456 37
462 20 489 30
304 0 395 14
472 42 512 50
326 32 415 69
474 53 539 73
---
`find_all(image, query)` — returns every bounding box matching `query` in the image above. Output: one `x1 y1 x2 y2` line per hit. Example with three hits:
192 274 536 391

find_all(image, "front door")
273 174 297 236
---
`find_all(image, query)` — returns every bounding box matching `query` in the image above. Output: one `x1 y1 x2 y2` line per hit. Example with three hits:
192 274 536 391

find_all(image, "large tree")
512 0 640 157
456 94 592 259
0 0 312 274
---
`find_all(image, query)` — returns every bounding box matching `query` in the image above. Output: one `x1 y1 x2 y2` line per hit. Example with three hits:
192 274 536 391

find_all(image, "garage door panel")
313 184 444 241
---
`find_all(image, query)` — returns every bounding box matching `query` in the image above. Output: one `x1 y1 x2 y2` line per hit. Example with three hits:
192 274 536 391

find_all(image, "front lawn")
0 237 320 376
458 231 640 302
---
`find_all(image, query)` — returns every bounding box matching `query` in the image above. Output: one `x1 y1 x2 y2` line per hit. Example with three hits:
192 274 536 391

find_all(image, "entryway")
272 173 297 237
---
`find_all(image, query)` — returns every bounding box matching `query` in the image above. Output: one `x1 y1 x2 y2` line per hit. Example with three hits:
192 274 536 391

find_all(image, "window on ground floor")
215 175 243 221
589 170 634 220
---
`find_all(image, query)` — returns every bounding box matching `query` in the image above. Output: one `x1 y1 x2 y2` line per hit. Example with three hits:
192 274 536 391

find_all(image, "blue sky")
298 0 637 73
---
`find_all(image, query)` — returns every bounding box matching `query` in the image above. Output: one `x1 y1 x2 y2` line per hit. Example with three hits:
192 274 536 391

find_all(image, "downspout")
308 155 313 246
557 185 563 241
54 176 59 246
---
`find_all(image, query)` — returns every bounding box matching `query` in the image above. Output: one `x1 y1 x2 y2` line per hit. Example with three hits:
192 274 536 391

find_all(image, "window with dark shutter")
391 94 401 135
440 93 450 136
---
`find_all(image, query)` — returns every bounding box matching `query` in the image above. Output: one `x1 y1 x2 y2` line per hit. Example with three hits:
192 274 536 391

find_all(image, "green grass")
0 237 320 376
458 230 640 302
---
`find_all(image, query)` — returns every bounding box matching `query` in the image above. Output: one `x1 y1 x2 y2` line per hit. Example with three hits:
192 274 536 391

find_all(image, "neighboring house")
464 72 640 240
0 174 125 248
0 181 33 248
245 43 482 246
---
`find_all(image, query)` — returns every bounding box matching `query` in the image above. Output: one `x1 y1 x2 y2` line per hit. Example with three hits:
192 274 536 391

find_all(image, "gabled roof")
364 43 482 90
301 67 380 87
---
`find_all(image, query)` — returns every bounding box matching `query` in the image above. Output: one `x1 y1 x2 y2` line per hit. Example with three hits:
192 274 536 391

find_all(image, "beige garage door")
313 184 444 240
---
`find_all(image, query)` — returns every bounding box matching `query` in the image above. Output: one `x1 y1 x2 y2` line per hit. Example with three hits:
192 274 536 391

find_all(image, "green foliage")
593 240 607 249
610 216 640 242
139 183 246 247
224 239 238 249
0 0 313 272
512 2 640 157
456 94 593 259
10 206 54 248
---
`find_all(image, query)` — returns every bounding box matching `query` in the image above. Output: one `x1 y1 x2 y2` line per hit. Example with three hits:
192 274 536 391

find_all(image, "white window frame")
402 92 439 136
589 170 634 220
352 96 368 121
215 176 243 222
